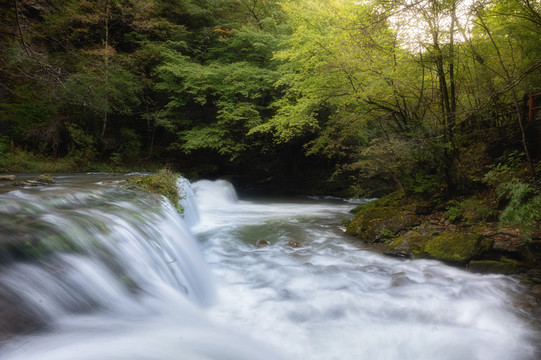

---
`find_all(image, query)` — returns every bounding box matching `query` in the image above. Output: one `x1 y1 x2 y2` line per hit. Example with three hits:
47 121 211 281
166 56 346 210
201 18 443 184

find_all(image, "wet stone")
255 239 269 248
287 240 301 248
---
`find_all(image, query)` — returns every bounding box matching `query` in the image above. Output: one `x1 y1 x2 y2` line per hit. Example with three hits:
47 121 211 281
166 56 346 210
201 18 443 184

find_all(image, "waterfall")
192 179 238 208
0 188 214 314
177 177 200 227
0 183 288 359
0 176 538 360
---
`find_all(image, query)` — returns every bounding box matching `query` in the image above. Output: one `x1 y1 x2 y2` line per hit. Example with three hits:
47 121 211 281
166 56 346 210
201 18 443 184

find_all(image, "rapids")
0 175 538 359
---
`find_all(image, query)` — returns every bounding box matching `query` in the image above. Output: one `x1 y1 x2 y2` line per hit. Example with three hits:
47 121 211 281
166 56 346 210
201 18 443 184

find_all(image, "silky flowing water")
0 175 538 359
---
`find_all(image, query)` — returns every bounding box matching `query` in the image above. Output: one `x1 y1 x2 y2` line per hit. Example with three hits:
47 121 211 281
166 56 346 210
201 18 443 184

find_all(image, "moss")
385 231 492 264
422 232 485 263
386 233 428 257
350 191 405 214
125 169 184 213
469 258 523 275
444 196 498 224
346 195 418 243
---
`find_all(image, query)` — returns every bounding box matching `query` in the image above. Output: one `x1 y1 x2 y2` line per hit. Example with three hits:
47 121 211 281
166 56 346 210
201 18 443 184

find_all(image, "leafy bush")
445 204 462 222
445 197 498 224
411 174 440 194
483 150 525 187
497 179 541 239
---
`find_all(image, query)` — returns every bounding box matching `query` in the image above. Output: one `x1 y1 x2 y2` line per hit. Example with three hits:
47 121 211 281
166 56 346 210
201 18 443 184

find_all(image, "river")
0 174 538 359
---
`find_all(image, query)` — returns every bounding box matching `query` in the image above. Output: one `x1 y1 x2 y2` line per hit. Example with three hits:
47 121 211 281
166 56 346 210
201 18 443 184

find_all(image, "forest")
1 0 540 226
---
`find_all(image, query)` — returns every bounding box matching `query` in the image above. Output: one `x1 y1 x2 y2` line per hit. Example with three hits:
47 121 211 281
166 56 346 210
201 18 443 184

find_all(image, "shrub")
497 179 541 239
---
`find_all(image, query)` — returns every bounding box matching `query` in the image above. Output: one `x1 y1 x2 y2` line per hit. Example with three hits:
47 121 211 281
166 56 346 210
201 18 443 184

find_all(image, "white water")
0 177 538 359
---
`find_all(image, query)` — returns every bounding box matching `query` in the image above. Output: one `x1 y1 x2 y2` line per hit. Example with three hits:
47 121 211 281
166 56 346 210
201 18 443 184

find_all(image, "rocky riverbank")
345 192 541 328
346 192 541 283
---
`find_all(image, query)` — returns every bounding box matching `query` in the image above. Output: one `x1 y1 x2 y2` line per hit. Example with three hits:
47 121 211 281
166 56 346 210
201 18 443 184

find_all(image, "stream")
0 174 538 359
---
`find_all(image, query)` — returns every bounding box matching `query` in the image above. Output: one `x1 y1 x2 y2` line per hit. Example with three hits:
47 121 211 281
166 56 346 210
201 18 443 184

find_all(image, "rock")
346 206 419 243
287 240 301 248
468 258 523 275
0 175 16 181
0 288 44 342
19 0 53 20
518 241 541 268
255 239 269 248
12 174 55 187
525 269 541 284
34 174 55 185
386 231 493 264
414 205 432 215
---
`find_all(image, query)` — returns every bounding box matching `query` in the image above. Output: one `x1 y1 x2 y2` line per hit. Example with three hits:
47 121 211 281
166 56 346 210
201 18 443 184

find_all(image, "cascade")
0 180 287 360
177 177 200 227
0 175 538 360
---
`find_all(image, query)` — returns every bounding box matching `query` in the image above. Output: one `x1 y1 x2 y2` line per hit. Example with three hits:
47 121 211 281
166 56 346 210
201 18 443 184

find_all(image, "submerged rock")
0 288 44 343
287 240 301 248
255 239 269 248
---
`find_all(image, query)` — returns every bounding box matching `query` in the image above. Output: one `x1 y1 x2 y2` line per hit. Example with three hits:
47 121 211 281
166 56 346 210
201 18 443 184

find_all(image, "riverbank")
345 191 541 330
345 191 541 287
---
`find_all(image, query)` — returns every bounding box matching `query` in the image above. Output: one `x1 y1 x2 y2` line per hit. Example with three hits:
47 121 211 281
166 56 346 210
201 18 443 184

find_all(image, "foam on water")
0 177 538 360
190 180 539 360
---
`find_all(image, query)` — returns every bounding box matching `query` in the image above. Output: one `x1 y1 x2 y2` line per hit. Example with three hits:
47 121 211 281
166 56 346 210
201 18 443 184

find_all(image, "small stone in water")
287 240 301 248
255 239 269 248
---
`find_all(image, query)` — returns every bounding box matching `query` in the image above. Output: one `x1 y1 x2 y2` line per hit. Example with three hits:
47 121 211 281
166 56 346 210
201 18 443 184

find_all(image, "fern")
497 179 541 239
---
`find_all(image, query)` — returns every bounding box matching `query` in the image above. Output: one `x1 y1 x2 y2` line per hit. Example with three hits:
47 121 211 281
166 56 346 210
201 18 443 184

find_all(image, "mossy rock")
423 232 492 263
125 170 183 213
386 233 429 258
350 191 405 213
35 174 54 185
386 231 493 264
346 193 419 243
346 207 419 243
469 258 523 275
518 241 541 268
0 232 81 264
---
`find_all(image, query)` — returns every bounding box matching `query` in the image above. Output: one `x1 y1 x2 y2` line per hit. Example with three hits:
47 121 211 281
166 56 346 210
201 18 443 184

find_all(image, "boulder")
469 258 523 275
346 206 419 243
386 231 493 264
518 241 541 269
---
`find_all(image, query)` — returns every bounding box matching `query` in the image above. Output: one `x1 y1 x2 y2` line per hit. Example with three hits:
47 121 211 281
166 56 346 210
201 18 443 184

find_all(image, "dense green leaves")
0 0 539 201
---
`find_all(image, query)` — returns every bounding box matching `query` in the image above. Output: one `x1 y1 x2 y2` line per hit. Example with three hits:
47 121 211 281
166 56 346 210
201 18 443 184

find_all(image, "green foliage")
445 204 463 223
63 65 143 117
445 197 497 224
497 179 541 239
411 174 441 195
1 0 540 203
481 151 540 238
483 151 526 187
379 228 396 240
